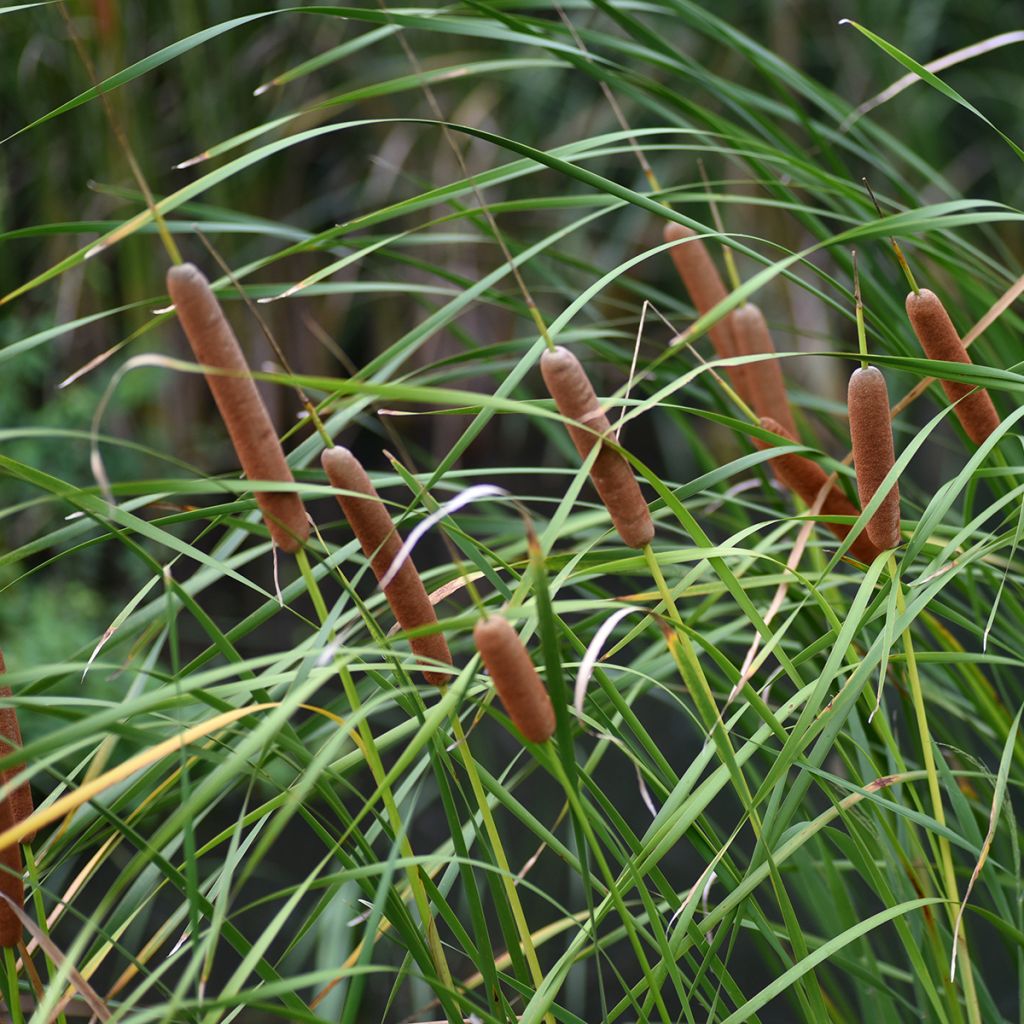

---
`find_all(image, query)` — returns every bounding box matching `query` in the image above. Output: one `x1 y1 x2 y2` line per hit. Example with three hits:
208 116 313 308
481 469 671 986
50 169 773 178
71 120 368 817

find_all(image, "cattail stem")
848 367 901 549
756 418 881 564
853 250 868 369
540 346 654 548
473 615 555 744
892 556 980 1019
643 545 762 837
444 712 551 1021
321 447 452 685
296 549 457 1002
167 263 310 553
905 288 1000 445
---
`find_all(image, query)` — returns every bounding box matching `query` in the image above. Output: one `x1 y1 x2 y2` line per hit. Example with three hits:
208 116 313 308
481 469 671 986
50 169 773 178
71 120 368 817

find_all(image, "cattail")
848 367 901 550
166 263 310 553
0 791 23 948
321 446 452 685
905 288 1000 445
756 417 881 564
663 222 752 405
540 346 654 549
731 302 798 436
0 653 33 842
473 615 555 744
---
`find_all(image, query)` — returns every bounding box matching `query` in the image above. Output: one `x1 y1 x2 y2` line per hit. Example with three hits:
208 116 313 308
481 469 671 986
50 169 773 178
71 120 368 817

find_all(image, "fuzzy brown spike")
732 302 797 436
663 222 752 405
0 790 23 948
848 367 901 550
321 446 452 685
905 288 1000 445
0 652 33 843
167 263 310 553
473 615 555 744
756 417 882 564
540 346 654 548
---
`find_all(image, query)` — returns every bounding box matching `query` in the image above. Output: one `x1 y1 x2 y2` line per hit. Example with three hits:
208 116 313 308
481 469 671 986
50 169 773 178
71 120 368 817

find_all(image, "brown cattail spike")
731 302 797 436
756 417 881 564
473 616 555 744
540 346 654 548
0 652 33 843
848 367 901 550
321 447 452 685
167 263 310 553
663 222 752 406
905 288 1000 445
0 792 23 948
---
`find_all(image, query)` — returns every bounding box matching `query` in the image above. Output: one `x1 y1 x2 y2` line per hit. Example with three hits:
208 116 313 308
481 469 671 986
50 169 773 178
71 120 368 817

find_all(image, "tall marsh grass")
1 2 1023 1022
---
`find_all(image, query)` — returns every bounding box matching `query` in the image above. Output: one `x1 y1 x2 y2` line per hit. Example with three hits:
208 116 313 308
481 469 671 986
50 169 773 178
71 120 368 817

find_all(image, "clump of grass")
166 263 310 553
848 366 901 549
905 287 1001 444
321 445 452 684
472 614 555 744
540 344 654 548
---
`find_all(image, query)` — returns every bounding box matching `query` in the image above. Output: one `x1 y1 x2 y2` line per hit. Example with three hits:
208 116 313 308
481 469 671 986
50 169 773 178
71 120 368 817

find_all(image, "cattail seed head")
167 263 310 553
0 690 33 843
0 791 23 948
731 302 797 436
540 346 654 548
905 288 1000 445
663 222 752 405
321 446 452 685
848 366 901 550
756 417 881 564
473 615 555 744
0 653 33 843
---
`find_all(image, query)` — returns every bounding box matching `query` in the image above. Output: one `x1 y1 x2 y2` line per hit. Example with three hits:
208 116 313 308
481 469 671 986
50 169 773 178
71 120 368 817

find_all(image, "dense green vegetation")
1 2 1023 1021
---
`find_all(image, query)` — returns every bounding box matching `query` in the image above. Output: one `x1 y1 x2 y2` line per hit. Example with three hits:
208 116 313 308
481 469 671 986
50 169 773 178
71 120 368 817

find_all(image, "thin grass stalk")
321 446 452 684
756 417 881 564
848 366 901 549
905 288 1000 445
166 263 309 553
540 345 654 548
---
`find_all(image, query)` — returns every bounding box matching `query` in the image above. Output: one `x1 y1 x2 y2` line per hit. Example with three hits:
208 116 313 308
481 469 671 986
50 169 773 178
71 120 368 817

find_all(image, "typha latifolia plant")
731 301 798 436
905 287 1001 444
472 613 555 744
321 445 452 684
2 5 1021 1024
848 366 901 550
756 417 882 564
540 344 654 548
663 222 753 406
167 263 310 553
